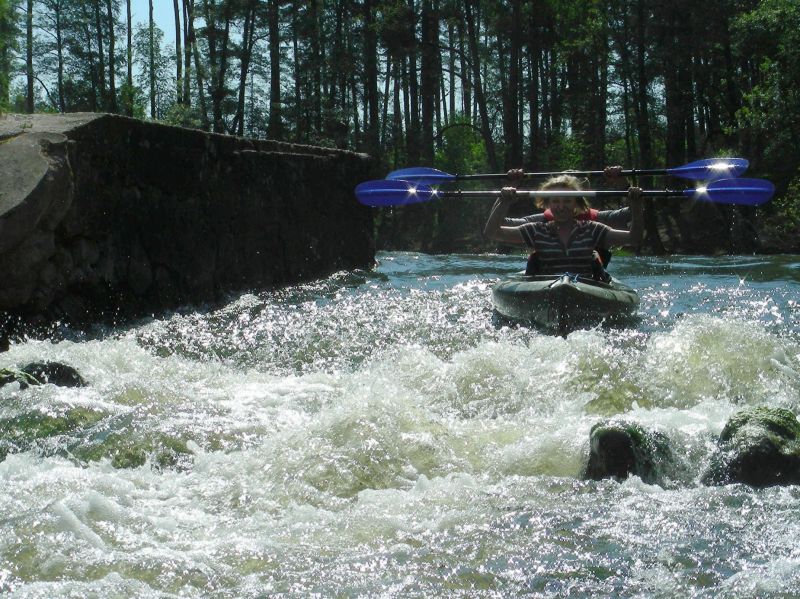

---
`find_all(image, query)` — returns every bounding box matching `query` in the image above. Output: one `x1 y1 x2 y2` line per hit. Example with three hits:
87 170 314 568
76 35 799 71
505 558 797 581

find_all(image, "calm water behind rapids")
2 252 800 597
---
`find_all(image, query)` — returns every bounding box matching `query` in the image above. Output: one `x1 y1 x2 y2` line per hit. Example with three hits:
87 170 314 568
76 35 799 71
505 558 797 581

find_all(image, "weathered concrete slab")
0 113 375 327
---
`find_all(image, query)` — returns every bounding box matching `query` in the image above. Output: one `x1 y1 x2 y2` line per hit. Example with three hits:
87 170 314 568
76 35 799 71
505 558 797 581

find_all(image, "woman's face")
546 188 578 221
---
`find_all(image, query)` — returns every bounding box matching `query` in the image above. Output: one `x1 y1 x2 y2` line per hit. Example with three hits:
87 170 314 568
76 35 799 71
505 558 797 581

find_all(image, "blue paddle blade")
668 158 749 181
686 178 774 206
355 179 437 207
385 167 456 185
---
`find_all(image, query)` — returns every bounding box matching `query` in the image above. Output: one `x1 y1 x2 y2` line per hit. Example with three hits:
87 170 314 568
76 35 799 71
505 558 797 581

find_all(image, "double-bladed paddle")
355 178 775 207
385 158 749 186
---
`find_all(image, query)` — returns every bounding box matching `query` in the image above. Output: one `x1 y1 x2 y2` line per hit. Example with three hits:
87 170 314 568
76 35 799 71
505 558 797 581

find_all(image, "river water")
2 252 800 597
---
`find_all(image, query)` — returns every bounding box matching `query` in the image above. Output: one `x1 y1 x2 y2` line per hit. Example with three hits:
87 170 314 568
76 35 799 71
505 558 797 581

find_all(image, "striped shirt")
519 221 610 275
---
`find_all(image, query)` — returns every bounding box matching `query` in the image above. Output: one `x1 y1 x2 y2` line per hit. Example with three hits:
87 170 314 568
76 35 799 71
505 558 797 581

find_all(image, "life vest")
532 208 611 272
543 208 599 221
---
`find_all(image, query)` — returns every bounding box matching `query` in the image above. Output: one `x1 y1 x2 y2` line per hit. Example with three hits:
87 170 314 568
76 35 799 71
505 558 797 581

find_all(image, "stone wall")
0 113 375 327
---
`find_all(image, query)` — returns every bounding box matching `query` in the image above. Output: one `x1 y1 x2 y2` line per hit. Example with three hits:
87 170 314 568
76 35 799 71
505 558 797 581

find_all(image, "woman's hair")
535 174 592 213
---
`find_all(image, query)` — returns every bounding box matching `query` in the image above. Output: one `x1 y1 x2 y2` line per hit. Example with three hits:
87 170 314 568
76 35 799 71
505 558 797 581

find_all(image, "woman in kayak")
483 175 643 280
502 166 630 230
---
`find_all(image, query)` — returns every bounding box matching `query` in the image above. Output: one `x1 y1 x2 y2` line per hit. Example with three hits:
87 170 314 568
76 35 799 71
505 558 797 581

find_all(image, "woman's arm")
602 187 643 248
483 188 527 246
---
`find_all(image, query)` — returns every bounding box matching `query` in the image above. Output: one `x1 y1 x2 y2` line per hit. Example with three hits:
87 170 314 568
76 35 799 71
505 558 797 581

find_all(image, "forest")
1 0 799 253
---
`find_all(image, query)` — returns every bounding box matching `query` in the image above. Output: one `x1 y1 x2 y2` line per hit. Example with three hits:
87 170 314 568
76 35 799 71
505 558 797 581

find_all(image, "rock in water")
585 420 674 485
0 362 87 389
702 407 800 487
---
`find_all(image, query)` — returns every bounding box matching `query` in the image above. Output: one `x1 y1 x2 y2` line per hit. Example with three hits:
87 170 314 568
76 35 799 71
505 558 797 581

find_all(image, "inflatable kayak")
492 273 639 332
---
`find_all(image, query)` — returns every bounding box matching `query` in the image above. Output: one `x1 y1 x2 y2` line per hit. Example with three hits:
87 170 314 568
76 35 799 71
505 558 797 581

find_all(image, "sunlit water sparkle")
1 252 800 597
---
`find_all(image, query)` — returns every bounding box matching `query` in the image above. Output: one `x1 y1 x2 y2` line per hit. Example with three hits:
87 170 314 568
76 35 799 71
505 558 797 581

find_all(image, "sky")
130 0 177 46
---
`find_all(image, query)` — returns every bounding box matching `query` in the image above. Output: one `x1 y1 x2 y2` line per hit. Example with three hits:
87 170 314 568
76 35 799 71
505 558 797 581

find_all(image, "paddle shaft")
436 189 685 198
447 168 674 182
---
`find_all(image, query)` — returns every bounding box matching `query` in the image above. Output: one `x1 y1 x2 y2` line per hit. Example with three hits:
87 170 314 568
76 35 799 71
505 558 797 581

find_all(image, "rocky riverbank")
0 113 375 336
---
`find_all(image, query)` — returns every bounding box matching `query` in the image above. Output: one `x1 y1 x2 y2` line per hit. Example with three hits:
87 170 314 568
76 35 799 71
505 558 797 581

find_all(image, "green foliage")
734 0 800 177
434 116 489 176
604 138 630 169
551 135 587 171
760 175 800 235
119 82 146 120
377 0 416 57
428 116 492 251
162 102 205 130
133 22 175 120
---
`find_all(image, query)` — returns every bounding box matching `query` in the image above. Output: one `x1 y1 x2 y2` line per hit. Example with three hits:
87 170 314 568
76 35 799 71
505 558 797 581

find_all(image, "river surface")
2 252 800 597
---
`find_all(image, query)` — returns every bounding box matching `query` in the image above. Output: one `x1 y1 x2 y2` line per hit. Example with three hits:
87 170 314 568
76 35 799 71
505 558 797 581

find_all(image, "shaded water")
2 252 800 597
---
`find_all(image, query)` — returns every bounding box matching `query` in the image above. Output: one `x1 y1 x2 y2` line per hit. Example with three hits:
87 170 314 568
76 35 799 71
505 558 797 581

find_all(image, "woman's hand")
604 165 624 180
500 186 517 203
506 169 524 183
627 186 643 204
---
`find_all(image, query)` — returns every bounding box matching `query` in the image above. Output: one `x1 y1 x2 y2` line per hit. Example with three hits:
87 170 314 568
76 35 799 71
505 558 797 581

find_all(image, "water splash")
1 253 800 596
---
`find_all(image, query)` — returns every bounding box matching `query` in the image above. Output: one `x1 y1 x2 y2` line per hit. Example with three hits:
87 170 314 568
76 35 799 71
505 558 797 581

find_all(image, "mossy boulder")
702 407 800 487
0 407 105 460
0 405 193 471
0 361 87 389
70 431 194 471
585 419 675 485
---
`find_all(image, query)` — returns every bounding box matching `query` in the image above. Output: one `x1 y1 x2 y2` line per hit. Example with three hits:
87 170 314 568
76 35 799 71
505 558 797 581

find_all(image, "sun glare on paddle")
708 162 734 173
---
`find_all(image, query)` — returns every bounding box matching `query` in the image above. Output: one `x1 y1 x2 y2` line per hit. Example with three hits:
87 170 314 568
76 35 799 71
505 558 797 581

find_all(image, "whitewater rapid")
2 252 799 596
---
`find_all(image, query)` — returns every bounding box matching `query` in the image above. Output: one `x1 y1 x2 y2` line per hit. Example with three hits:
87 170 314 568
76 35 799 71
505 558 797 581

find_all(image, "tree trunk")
105 0 117 112
173 0 183 104
78 4 99 112
634 0 665 254
182 0 192 105
149 0 156 118
309 0 322 134
350 71 361 149
187 0 209 129
464 0 498 170
504 0 522 168
94 0 107 109
362 0 380 158
291 5 304 140
593 11 609 168
126 0 133 115
457 19 470 116
267 0 283 138
447 21 456 120
25 0 33 113
540 51 551 147
381 54 391 149
329 0 343 112
526 42 540 169
612 5 634 166
405 0 420 164
233 1 257 136
54 1 65 111
392 57 403 164
204 0 232 133
419 0 437 164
